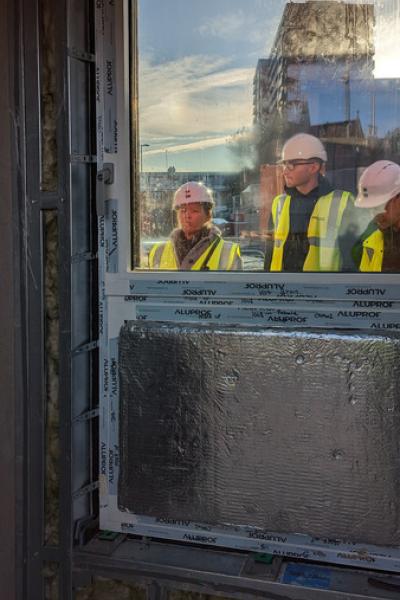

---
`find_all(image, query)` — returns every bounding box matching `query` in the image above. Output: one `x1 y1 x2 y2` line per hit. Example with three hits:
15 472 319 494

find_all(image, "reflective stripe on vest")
149 242 172 268
270 194 290 271
359 229 384 272
149 239 239 270
270 190 350 272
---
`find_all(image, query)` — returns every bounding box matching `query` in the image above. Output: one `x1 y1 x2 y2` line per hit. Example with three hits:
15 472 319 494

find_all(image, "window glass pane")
137 0 400 273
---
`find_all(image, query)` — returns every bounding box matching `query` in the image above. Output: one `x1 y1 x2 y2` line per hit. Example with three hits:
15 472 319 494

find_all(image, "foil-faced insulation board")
119 322 400 549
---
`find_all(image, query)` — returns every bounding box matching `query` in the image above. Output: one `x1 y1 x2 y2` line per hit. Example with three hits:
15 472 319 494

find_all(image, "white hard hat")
355 160 400 209
280 133 327 162
173 181 214 208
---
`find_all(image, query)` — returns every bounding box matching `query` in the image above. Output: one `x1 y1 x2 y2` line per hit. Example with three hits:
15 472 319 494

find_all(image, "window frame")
119 0 400 332
96 0 400 572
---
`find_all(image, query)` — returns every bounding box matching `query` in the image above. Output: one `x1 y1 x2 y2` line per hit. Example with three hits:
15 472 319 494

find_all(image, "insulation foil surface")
119 322 400 546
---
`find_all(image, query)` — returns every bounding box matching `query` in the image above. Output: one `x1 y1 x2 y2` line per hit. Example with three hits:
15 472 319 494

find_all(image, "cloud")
187 67 254 94
198 11 249 40
139 55 254 142
197 8 280 49
145 135 229 155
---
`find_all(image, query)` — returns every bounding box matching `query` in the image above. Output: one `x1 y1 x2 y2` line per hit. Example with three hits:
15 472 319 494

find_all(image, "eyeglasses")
281 160 317 171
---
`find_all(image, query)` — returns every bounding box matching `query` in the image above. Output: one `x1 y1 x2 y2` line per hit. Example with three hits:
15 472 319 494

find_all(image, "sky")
138 0 400 173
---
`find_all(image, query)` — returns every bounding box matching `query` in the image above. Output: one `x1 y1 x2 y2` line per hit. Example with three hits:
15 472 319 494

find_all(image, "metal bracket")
72 340 99 356
96 163 114 216
70 153 97 163
72 408 100 424
68 47 96 63
71 251 97 264
73 516 99 545
72 481 99 500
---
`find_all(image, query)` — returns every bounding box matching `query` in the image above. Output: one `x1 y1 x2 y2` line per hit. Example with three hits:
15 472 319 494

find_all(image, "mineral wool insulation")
119 322 400 547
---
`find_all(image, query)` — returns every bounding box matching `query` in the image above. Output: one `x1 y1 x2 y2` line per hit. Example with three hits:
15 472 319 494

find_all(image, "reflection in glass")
148 181 242 270
136 0 400 272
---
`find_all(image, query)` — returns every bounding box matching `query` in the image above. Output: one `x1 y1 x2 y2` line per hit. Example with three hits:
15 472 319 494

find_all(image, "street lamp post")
140 143 150 171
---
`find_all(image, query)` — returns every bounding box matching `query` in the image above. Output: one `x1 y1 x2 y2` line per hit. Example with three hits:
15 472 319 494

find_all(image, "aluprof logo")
157 281 190 285
109 209 118 256
346 288 386 296
183 289 217 296
245 283 285 291
156 518 192 526
353 301 393 308
183 533 217 544
106 60 113 96
175 309 214 319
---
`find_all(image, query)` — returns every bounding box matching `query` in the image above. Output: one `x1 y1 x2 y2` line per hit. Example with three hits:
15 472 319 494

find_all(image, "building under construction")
253 0 378 183
254 0 374 128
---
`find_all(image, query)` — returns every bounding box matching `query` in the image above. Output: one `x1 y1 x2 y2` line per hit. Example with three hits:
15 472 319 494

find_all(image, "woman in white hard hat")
353 160 400 272
265 133 358 272
149 181 242 270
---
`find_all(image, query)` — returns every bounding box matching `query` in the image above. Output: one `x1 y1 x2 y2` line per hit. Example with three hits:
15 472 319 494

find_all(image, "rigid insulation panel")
119 322 400 547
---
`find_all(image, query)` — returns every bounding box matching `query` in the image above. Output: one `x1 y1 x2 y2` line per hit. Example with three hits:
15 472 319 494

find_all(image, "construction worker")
264 133 358 272
148 181 242 270
353 160 400 272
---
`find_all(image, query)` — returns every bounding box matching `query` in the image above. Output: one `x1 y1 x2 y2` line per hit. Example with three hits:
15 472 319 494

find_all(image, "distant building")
252 0 378 186
253 59 273 125
254 1 375 129
310 116 365 146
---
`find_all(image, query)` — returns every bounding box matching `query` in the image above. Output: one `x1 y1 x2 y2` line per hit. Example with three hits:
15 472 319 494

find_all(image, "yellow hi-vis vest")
359 228 384 272
149 238 240 270
270 190 351 271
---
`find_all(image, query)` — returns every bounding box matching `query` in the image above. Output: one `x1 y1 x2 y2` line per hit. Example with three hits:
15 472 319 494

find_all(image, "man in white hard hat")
264 133 358 272
353 160 400 271
149 181 242 270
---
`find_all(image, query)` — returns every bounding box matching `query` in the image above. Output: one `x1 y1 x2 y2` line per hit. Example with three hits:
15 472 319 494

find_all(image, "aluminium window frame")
103 0 400 332
96 0 400 576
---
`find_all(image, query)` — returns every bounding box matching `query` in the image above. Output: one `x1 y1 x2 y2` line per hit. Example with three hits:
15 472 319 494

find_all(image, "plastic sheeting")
119 322 400 547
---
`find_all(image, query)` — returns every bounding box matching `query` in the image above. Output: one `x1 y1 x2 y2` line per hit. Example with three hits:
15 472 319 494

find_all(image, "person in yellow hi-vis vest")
264 133 360 272
149 181 242 270
353 160 400 272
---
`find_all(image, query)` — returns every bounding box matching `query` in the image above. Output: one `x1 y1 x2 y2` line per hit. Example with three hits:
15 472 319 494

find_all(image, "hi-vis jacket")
353 222 384 272
270 189 353 271
149 225 242 270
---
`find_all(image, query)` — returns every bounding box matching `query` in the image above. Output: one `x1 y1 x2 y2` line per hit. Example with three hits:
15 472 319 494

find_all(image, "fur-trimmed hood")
170 223 222 269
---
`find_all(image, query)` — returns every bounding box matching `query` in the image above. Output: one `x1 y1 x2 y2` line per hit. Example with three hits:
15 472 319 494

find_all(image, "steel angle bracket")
96 163 115 216
72 480 100 501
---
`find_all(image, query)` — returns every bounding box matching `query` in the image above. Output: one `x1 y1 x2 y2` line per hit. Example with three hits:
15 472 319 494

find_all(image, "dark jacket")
264 177 365 272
